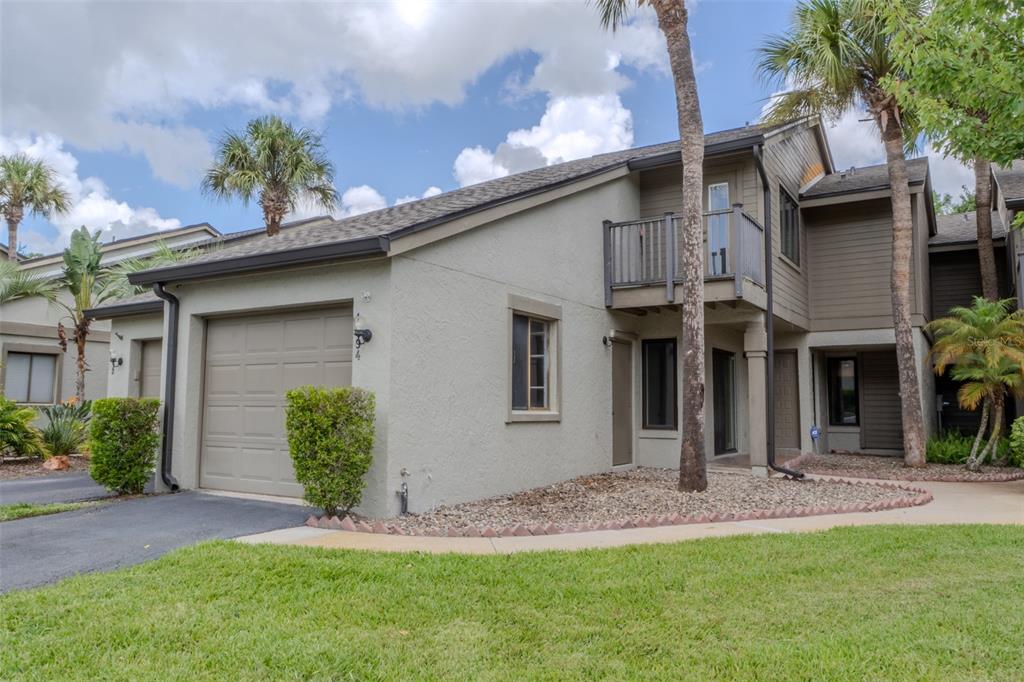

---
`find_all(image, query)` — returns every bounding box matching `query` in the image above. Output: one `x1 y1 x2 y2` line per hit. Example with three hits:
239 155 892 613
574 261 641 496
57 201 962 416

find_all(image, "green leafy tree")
0 154 71 262
202 116 338 236
0 259 59 304
927 297 1024 470
758 0 928 467
932 187 976 216
594 0 707 491
882 0 1024 300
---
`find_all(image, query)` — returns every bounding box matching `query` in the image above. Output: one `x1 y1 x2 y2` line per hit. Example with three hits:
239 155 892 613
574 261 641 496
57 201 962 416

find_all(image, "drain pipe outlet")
152 282 180 491
753 144 804 480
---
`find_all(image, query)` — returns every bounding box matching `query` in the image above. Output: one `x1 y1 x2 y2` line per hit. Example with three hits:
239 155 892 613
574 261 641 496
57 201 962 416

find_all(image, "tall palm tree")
594 0 707 491
108 241 208 297
927 297 1024 470
202 116 338 236
0 154 71 261
758 0 928 467
55 227 122 402
0 259 59 304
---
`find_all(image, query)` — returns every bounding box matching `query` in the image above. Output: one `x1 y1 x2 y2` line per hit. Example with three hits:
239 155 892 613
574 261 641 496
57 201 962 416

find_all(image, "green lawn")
2 525 1022 681
0 501 99 522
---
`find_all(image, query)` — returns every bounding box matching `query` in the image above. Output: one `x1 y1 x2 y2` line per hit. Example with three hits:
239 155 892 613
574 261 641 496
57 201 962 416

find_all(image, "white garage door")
200 306 353 497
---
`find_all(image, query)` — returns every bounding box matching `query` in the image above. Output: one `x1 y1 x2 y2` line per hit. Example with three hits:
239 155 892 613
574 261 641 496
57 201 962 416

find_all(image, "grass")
1 525 1022 681
0 501 100 522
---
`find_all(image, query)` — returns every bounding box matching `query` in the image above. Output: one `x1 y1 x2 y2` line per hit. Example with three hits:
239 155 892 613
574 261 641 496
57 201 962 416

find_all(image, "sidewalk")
236 477 1024 554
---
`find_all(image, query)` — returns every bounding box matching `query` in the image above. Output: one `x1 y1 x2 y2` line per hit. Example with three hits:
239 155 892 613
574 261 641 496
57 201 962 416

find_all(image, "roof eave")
84 299 163 320
801 177 926 201
627 135 765 171
127 235 390 286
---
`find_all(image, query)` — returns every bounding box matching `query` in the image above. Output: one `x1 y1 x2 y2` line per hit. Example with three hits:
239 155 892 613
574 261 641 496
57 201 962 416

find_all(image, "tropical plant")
108 241 208 297
882 0 1024 301
926 430 1010 466
758 0 928 467
38 399 91 457
54 227 123 402
0 259 59 304
1006 416 1024 468
0 154 71 261
0 395 45 459
926 297 1024 470
202 116 337 236
594 0 707 491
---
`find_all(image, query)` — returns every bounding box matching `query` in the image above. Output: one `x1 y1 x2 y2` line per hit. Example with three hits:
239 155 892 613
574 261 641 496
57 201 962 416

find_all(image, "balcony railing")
603 204 765 306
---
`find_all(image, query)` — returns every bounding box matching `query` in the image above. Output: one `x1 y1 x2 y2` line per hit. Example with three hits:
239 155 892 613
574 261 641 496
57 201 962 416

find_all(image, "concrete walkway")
237 477 1024 554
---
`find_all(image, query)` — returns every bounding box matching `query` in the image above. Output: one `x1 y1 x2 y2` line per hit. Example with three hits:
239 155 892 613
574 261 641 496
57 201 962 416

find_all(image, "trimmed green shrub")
285 386 375 516
38 399 91 457
0 396 45 458
89 398 160 494
926 429 1011 466
1008 417 1024 468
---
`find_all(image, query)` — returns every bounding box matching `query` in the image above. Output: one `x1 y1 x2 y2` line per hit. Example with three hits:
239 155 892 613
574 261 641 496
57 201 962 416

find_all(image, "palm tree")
108 241 208 297
55 227 123 402
202 116 338 236
927 297 1024 470
757 0 928 467
0 154 71 261
0 260 59 304
594 0 707 491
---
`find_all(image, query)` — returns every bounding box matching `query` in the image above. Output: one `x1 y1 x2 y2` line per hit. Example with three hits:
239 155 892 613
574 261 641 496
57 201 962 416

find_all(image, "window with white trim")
4 351 58 404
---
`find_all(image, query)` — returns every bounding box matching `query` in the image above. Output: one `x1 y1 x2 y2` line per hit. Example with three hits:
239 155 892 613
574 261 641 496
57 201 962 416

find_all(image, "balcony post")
603 219 613 307
731 203 743 298
664 212 675 302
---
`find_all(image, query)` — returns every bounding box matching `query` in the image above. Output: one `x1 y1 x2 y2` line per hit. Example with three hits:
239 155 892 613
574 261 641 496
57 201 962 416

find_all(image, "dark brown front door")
612 339 633 466
860 351 904 450
774 350 800 449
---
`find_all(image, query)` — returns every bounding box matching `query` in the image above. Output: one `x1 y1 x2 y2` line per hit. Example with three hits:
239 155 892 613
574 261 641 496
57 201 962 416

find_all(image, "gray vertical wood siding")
859 351 903 450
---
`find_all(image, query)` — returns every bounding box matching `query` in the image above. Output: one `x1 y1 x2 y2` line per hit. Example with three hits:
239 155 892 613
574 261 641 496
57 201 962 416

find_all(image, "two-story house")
87 117 941 517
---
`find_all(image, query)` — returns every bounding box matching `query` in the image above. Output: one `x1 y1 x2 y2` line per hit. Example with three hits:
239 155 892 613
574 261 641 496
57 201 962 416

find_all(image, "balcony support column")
744 315 769 478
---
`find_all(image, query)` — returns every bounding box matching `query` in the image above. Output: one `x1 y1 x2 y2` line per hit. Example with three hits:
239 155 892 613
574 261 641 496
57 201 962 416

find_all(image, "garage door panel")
200 306 352 497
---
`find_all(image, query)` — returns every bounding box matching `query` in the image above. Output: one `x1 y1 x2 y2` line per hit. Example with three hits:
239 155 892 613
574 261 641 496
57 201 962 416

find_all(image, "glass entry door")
706 182 730 276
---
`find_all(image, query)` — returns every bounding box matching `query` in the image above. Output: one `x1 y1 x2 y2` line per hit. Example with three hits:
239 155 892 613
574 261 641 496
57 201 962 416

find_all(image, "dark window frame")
3 350 58 404
511 313 551 412
827 357 860 426
641 338 678 430
712 348 737 454
780 186 800 265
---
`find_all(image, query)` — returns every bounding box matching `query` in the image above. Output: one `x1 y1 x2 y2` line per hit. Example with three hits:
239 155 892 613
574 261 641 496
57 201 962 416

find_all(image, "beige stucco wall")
105 313 164 399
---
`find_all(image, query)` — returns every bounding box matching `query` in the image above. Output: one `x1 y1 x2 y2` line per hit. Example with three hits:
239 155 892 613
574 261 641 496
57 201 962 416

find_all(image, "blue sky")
1 0 970 254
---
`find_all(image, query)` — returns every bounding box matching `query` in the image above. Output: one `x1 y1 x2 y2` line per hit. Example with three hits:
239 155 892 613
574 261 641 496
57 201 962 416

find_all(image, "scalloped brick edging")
303 478 933 538
786 453 1024 483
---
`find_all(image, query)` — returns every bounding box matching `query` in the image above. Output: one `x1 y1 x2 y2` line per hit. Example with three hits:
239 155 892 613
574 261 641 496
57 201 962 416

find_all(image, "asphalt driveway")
0 491 309 592
0 472 113 505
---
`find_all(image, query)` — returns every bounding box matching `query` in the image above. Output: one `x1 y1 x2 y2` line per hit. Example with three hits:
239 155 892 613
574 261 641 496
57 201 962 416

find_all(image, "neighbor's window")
4 351 57 404
780 187 800 264
512 314 551 411
828 357 859 426
642 339 677 429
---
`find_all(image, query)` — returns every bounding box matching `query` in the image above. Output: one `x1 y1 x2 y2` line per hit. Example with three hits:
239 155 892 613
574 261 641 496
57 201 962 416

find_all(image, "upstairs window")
780 187 800 265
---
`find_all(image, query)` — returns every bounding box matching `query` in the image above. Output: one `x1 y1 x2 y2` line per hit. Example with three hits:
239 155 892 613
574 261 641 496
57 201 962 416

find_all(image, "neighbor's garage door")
200 306 353 497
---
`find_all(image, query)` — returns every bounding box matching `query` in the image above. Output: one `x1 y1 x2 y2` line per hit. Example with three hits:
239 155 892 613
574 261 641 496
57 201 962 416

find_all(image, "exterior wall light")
110 349 124 374
353 313 373 359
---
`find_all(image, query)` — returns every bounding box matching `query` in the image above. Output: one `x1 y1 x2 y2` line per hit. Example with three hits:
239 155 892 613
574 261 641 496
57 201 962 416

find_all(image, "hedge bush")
285 386 375 516
926 429 1011 465
0 396 45 458
89 398 160 494
1007 417 1024 468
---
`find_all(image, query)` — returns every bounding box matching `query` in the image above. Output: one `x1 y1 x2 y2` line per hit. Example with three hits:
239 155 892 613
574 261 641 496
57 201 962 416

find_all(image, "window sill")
779 254 802 273
507 411 561 423
639 430 677 440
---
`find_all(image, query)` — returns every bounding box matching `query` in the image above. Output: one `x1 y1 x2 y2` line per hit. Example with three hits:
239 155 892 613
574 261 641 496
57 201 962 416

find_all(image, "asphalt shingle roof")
994 161 1024 203
136 122 790 273
802 158 929 198
930 210 1006 246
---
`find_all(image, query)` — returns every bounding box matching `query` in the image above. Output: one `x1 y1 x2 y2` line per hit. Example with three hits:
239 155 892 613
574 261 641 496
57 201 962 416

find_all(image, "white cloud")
1 2 667 187
339 185 388 218
453 94 633 187
0 133 180 253
395 186 443 205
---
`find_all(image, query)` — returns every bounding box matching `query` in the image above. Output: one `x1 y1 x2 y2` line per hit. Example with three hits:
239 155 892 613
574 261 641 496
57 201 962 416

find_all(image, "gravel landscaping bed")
326 468 927 536
0 456 90 481
794 453 1024 482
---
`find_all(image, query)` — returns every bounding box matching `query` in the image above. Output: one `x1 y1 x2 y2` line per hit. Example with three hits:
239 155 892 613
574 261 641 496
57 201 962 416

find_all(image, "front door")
773 350 800 450
611 338 633 466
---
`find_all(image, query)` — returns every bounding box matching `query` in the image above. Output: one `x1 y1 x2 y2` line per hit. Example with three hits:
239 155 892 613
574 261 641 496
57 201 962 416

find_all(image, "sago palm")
757 0 928 467
0 259 59 304
0 154 71 261
927 297 1024 470
593 0 707 491
202 116 338 236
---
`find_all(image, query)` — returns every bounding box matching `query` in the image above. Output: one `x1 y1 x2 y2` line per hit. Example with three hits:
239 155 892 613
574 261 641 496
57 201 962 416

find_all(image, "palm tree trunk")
879 111 927 468
652 0 707 492
974 157 998 300
969 397 1003 471
74 317 90 403
968 399 989 463
260 189 288 237
4 205 22 261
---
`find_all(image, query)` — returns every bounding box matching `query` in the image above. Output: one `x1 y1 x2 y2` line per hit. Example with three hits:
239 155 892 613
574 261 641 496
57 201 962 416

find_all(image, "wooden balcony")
603 204 767 310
